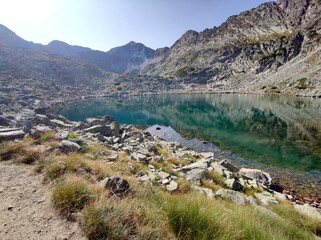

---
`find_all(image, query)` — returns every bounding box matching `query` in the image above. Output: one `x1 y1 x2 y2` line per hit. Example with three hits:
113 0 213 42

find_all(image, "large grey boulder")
86 115 116 126
29 126 52 139
60 140 81 152
84 125 112 136
294 204 321 221
49 119 73 128
130 152 148 163
216 189 248 206
239 168 272 187
254 191 279 206
219 159 239 173
225 179 243 191
185 168 209 182
99 176 130 197
193 186 215 198
0 128 25 141
181 159 210 172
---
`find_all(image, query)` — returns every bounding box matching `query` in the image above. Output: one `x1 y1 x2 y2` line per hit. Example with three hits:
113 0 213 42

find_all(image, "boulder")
225 179 243 191
22 120 33 133
247 196 260 206
130 152 148 163
30 126 52 139
294 204 321 221
255 206 282 220
239 168 272 186
166 181 178 191
219 159 239 173
55 131 69 140
254 192 279 206
106 154 118 162
216 189 247 206
185 168 209 182
50 119 73 128
181 159 209 171
158 171 170 180
200 152 215 159
193 186 215 198
99 176 130 197
60 140 81 152
84 125 112 136
86 115 116 126
0 128 25 141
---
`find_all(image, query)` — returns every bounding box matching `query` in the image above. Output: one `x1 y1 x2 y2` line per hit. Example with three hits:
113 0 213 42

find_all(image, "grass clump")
209 170 226 187
52 180 92 217
271 202 321 236
166 194 317 240
80 203 137 240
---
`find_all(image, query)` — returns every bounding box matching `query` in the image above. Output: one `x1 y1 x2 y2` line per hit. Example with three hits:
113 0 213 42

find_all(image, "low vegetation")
1 133 320 239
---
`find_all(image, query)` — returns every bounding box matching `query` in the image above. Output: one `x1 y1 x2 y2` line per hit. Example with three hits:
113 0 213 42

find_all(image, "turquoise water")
52 94 321 195
52 94 321 172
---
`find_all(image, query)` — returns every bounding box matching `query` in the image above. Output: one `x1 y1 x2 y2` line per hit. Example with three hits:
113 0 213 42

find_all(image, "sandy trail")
0 162 86 240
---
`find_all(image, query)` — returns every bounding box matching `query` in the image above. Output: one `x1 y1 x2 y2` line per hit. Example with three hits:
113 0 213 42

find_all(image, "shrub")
52 181 92 217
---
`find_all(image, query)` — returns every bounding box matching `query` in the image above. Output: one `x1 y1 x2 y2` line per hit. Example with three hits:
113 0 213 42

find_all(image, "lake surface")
52 94 321 197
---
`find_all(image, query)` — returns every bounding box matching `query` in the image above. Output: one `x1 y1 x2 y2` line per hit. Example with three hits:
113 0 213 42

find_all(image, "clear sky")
0 0 269 51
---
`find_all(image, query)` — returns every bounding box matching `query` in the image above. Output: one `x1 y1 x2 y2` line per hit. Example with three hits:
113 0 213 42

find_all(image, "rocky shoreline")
1 105 321 222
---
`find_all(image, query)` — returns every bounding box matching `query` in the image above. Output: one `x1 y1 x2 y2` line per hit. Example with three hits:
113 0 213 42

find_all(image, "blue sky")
0 0 269 51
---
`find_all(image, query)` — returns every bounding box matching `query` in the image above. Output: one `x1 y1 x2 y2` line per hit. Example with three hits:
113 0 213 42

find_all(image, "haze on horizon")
0 0 269 51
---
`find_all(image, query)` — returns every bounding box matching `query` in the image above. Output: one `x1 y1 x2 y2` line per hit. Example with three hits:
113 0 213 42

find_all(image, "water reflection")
52 94 321 173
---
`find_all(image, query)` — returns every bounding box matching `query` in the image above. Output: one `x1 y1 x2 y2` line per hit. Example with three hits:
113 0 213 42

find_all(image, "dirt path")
0 162 86 240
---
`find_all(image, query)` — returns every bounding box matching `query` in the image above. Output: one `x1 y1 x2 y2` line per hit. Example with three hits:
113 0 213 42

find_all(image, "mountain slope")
0 24 156 75
142 0 321 96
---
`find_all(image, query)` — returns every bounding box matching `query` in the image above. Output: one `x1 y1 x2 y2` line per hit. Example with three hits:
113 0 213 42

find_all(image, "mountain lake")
51 93 321 198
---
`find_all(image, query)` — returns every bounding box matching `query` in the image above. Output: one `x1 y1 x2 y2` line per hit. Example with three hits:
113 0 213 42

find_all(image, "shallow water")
52 94 321 196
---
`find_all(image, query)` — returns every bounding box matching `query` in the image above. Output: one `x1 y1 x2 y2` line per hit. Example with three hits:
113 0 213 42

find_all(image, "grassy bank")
1 133 320 240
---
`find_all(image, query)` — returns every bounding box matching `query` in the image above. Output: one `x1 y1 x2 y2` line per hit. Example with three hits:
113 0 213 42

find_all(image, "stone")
294 204 321 221
86 115 116 126
211 162 227 177
55 131 69 140
216 189 248 206
22 120 33 133
255 206 282 220
185 168 209 182
225 179 243 191
29 126 52 139
166 181 178 191
254 192 279 206
162 179 170 185
158 171 170 179
200 152 215 159
0 129 25 141
247 196 260 206
61 140 81 152
107 154 118 162
239 168 272 186
193 186 215 198
50 119 73 128
99 176 130 197
148 172 157 181
181 159 209 171
219 159 239 173
84 125 112 136
130 152 148 163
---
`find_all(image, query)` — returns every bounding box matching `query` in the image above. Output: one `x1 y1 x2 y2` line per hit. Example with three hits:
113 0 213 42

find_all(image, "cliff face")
142 0 321 96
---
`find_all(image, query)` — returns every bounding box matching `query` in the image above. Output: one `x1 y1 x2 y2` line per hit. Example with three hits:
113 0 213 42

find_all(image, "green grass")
166 195 318 240
52 180 92 217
